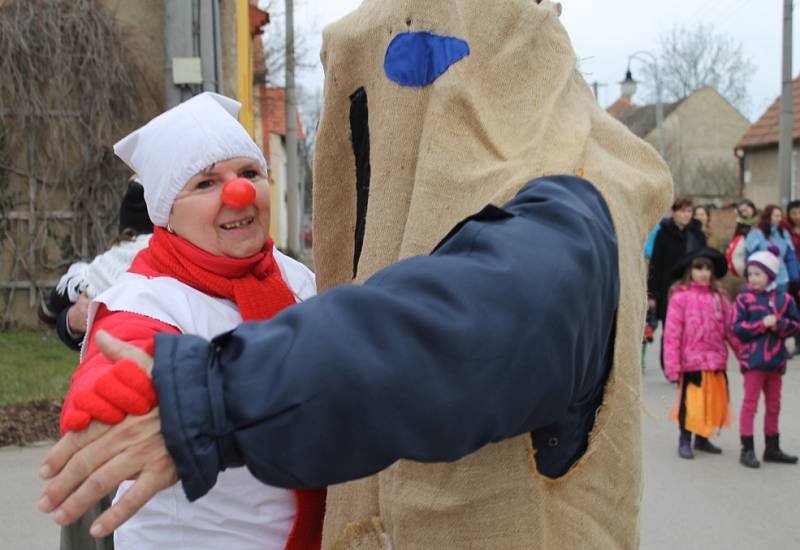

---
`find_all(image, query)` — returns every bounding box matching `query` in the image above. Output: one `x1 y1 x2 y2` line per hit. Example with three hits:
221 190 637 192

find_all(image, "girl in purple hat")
733 247 800 468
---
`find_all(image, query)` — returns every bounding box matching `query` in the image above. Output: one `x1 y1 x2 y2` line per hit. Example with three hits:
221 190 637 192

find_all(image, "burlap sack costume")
313 1 672 548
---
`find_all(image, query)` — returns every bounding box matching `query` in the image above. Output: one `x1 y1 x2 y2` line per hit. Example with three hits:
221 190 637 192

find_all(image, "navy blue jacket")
733 284 800 373
152 176 620 501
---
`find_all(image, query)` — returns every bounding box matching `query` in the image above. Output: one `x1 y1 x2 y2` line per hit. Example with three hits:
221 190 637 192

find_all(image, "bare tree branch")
0 0 155 324
638 23 756 113
259 0 318 86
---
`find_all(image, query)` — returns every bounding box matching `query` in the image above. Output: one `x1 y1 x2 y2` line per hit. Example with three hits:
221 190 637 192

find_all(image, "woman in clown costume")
56 93 324 550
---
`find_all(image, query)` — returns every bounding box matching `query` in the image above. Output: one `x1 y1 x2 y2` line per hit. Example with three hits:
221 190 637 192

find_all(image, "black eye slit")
349 87 371 278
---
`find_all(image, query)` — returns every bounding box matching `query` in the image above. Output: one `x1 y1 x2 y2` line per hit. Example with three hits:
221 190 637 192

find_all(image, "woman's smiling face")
168 157 270 258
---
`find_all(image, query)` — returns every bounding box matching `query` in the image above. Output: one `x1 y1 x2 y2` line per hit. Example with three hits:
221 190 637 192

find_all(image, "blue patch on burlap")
384 32 470 87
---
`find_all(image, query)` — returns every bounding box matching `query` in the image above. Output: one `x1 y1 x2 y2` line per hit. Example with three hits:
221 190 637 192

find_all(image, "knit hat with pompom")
746 245 781 282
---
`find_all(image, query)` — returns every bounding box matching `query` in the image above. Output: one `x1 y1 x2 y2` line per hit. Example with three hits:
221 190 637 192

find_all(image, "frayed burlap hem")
331 517 390 550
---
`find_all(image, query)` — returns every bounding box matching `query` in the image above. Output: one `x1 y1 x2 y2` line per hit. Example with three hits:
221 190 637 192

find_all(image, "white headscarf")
114 92 268 227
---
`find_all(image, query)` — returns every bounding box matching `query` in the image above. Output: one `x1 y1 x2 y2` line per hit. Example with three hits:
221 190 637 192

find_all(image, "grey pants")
59 494 114 550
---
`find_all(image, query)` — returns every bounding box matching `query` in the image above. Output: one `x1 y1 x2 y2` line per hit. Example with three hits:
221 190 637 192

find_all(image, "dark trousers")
59 494 114 550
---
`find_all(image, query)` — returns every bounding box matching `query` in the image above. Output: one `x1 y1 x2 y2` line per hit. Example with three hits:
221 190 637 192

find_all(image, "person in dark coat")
38 178 153 352
37 178 152 550
647 197 706 373
781 200 800 297
648 197 707 322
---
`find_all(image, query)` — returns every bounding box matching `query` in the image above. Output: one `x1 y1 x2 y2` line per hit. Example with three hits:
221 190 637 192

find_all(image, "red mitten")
95 359 158 415
63 359 157 433
61 409 92 433
72 388 126 425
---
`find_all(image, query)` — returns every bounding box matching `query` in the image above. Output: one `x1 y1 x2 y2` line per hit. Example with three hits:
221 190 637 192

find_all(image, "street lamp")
619 70 638 98
627 51 665 159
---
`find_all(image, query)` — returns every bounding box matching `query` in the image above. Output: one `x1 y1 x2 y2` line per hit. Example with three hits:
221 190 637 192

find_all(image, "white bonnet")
113 92 268 227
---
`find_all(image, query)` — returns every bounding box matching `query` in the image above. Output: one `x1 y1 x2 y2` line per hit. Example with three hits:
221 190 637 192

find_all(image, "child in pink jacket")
664 247 740 459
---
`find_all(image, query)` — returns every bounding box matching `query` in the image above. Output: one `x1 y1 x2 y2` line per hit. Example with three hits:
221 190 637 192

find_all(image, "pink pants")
739 370 783 437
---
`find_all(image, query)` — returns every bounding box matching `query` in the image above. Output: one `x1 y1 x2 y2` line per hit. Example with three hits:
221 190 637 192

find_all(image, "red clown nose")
221 178 256 209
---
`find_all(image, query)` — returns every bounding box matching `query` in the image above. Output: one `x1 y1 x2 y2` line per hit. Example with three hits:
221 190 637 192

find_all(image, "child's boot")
694 435 722 454
678 431 694 459
740 436 760 468
763 434 798 464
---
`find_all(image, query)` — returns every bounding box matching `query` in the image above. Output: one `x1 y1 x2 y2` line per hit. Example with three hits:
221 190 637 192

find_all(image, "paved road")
0 442 59 549
3 337 799 549
640 335 800 549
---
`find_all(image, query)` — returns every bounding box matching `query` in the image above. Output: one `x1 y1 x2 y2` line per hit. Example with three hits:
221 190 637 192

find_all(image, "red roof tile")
607 95 639 122
259 87 305 160
737 76 800 150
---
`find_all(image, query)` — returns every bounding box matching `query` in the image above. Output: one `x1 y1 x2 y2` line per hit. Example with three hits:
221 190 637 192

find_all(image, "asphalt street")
2 335 799 549
640 335 800 549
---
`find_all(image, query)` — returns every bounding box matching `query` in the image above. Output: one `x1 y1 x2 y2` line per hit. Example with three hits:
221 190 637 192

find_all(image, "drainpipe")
235 0 254 136
199 0 218 92
164 0 195 108
212 0 223 92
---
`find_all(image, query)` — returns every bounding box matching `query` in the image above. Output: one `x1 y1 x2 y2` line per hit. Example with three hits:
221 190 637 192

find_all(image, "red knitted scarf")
144 227 295 320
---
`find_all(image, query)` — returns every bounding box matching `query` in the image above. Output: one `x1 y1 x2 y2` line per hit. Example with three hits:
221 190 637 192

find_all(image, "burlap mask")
313 0 671 290
313 1 673 548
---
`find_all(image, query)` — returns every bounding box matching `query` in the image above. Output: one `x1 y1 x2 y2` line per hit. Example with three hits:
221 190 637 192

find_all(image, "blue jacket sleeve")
746 228 766 256
152 176 620 500
784 233 800 282
644 221 660 260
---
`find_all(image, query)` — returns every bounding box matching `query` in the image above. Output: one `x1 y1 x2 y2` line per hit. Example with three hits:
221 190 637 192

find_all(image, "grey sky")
292 0 793 122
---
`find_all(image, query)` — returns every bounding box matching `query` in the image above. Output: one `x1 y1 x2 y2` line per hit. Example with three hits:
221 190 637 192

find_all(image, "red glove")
62 359 158 432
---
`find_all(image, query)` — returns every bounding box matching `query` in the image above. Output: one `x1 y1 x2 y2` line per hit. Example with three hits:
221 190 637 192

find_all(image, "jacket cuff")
56 309 82 352
152 332 223 501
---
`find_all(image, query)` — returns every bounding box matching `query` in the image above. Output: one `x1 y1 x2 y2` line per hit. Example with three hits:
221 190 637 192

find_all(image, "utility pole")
285 0 301 254
590 81 607 103
779 0 794 208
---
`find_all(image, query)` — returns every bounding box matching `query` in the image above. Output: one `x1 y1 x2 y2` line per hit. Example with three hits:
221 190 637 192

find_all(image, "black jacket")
647 217 706 321
39 286 82 351
151 176 620 500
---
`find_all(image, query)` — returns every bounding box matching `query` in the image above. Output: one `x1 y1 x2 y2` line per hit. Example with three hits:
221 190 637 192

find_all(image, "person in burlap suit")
39 1 672 548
